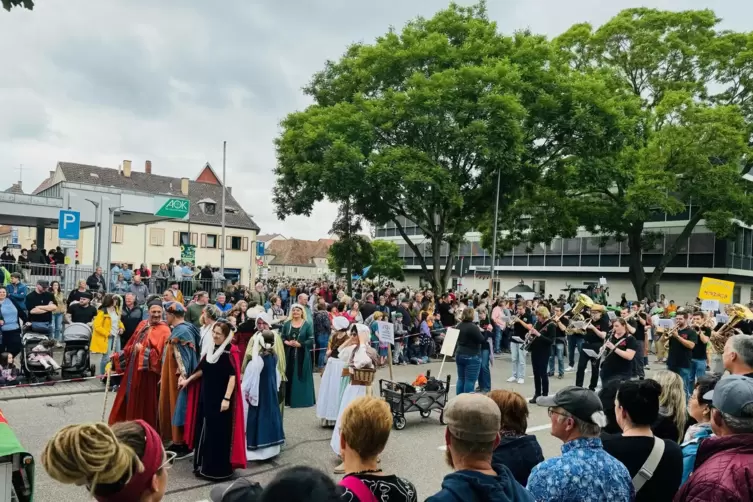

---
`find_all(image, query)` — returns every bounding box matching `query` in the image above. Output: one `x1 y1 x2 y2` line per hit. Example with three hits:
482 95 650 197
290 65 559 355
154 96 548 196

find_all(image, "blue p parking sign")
58 210 81 240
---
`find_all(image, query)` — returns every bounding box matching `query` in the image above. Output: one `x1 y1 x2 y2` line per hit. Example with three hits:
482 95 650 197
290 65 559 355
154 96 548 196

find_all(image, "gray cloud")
1 0 750 239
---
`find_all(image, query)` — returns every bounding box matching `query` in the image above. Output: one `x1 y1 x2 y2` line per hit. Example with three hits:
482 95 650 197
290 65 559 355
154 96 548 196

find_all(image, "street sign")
59 239 77 248
256 241 265 256
58 210 81 240
180 244 196 262
154 197 190 219
8 227 20 248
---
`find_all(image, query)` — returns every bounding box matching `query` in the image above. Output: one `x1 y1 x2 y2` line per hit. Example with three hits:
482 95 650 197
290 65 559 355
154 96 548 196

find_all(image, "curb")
0 386 105 402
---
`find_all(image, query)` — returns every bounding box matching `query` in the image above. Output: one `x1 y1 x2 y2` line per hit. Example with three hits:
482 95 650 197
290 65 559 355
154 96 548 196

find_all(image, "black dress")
193 348 235 480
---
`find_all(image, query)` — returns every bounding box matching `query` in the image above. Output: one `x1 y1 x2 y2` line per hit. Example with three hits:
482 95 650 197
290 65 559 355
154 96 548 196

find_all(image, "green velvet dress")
281 320 315 408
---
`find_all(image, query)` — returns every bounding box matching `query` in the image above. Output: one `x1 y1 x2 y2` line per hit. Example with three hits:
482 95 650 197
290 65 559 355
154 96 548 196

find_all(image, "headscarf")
95 420 162 502
333 316 350 331
205 322 234 365
289 303 307 322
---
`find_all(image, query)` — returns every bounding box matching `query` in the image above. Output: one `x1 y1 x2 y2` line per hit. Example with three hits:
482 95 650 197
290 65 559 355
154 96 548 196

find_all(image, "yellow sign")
698 277 735 303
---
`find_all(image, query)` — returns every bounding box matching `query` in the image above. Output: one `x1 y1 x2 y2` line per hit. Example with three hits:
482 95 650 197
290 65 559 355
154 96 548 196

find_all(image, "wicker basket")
351 368 376 386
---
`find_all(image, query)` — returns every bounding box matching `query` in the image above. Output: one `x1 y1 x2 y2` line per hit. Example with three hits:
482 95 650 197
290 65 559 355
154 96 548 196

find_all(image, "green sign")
181 244 196 262
155 197 190 219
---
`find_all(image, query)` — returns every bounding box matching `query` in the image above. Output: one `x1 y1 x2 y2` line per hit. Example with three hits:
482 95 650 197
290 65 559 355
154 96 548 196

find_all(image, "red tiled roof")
267 239 332 266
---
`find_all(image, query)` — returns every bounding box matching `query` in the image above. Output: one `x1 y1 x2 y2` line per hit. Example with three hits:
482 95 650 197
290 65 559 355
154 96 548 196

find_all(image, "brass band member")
527 307 556 404
576 309 610 391
508 303 533 385
629 304 649 379
666 311 697 400
548 306 569 379
599 318 637 387
690 312 711 386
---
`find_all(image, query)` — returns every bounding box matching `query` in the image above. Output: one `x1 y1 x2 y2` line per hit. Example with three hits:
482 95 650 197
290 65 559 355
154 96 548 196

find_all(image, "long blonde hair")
651 370 687 441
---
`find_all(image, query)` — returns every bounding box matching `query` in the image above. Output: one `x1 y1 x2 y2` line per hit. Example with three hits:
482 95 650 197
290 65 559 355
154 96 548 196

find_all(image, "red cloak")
185 344 247 470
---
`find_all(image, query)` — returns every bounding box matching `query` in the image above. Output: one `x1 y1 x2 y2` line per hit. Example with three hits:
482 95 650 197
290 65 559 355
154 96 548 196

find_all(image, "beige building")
11 160 261 283
266 238 334 280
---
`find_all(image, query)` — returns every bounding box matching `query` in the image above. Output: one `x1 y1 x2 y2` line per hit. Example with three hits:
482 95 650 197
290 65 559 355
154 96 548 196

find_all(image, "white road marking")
437 423 550 450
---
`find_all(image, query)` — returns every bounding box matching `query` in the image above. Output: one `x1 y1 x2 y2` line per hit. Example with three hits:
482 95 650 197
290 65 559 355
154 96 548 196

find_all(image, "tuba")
710 304 753 354
565 294 595 335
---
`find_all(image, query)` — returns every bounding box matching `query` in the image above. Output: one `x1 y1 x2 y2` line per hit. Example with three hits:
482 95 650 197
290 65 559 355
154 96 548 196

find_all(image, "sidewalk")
0 378 105 401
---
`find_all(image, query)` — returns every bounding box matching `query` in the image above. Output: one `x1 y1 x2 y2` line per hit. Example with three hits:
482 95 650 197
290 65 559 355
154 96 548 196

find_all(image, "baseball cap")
537 386 606 426
36 279 49 288
444 393 501 442
209 478 261 502
703 374 753 418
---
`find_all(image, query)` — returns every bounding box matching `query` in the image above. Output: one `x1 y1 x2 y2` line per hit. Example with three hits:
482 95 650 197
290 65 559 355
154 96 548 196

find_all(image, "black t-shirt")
585 315 610 347
633 314 647 341
554 316 569 343
667 327 697 369
512 312 533 343
25 291 55 323
341 473 417 502
437 302 455 327
67 303 97 324
691 327 710 360
602 435 683 502
529 320 555 352
600 334 638 377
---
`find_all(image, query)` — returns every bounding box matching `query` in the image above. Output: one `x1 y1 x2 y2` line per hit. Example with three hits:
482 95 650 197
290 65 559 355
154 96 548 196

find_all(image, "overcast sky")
1 0 749 239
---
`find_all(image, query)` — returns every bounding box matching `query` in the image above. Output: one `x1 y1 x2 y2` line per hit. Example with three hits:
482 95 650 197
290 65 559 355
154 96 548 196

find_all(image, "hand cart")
379 370 451 430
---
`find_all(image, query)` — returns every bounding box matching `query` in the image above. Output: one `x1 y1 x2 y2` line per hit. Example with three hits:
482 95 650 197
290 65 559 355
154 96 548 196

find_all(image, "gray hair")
557 412 601 437
729 334 753 368
719 403 753 434
203 305 222 322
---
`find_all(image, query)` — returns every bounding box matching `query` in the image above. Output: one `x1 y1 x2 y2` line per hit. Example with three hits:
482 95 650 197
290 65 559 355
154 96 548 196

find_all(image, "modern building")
17 160 261 283
265 238 333 280
375 206 753 305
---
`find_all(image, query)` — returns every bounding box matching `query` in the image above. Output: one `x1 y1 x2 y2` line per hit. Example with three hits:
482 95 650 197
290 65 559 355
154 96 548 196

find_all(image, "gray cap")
444 393 501 442
209 478 261 502
537 386 605 425
703 374 753 418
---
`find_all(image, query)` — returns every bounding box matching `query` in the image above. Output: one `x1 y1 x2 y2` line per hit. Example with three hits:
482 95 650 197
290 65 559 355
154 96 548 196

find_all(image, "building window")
174 231 197 246
149 227 165 246
204 203 216 215
111 225 124 244
293 267 298 274
205 234 218 249
225 236 247 251
180 232 190 245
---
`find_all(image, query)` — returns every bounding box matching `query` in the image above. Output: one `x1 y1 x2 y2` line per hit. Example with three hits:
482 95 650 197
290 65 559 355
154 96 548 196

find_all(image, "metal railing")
0 262 228 301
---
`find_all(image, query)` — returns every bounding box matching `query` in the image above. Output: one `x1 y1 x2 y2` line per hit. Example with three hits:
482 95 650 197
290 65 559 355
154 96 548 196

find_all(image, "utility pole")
489 168 501 297
220 141 227 276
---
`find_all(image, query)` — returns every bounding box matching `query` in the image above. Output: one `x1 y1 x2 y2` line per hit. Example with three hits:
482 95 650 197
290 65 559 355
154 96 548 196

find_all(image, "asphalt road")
2 353 614 502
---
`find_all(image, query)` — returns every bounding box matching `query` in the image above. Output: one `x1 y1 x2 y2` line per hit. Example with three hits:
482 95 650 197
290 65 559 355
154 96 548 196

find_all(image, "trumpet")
661 326 679 351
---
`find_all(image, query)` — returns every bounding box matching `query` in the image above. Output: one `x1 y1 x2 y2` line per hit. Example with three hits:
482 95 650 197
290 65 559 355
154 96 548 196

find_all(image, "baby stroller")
61 322 96 379
21 331 58 383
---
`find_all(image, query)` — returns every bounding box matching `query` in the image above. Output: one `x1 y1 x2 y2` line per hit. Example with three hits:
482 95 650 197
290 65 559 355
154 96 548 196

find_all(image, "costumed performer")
108 300 171 429
242 313 287 418
316 316 354 427
158 302 200 459
280 303 315 408
331 323 378 473
242 320 285 461
181 320 246 480
199 305 221 358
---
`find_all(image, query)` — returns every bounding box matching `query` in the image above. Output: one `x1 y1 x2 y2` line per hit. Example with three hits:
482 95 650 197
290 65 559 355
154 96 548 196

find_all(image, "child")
0 352 20 385
369 312 387 367
392 312 408 365
28 339 60 370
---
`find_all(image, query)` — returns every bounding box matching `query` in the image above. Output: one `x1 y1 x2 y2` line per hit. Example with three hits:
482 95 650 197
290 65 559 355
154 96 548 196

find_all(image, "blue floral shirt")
527 437 634 502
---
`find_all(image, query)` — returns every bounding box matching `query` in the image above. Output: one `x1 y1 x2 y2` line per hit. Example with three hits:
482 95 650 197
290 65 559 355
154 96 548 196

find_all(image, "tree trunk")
626 228 649 300
431 236 443 297
345 201 353 296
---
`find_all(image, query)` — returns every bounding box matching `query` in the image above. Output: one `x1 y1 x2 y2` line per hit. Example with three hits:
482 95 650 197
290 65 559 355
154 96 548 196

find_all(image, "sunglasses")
160 450 177 471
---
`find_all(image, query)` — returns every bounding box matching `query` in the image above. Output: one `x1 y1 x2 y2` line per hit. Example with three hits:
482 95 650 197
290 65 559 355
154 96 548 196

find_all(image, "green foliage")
2 0 33 11
274 2 529 294
369 240 405 281
488 8 753 299
327 201 373 294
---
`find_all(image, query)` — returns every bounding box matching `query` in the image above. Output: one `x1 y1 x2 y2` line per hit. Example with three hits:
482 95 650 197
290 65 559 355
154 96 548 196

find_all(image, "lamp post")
489 168 501 297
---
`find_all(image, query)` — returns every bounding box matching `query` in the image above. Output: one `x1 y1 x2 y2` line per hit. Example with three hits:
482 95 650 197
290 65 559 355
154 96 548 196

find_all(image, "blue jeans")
511 343 526 380
691 359 706 387
568 336 584 367
316 333 329 368
668 366 692 400
99 336 122 375
548 343 565 376
478 350 491 392
455 353 481 395
51 313 64 342
493 325 502 353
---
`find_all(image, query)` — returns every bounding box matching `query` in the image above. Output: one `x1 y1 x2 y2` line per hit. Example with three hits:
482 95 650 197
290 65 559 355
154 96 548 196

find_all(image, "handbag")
339 476 378 502
632 436 665 492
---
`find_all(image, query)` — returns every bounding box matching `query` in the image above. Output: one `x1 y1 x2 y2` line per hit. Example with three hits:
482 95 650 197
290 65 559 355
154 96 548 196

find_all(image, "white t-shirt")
108 308 120 338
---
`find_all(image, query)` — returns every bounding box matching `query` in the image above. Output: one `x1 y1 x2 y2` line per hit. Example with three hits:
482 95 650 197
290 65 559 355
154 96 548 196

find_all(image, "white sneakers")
506 376 526 384
565 366 575 372
517 378 524 384
506 376 517 383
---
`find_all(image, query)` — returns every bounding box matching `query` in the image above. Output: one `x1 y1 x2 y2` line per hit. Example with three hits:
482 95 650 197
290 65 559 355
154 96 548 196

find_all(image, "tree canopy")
491 8 753 300
369 240 405 282
2 0 33 11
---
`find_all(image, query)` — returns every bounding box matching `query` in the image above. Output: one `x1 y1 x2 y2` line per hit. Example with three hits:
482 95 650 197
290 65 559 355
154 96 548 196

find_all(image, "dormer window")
204 203 216 215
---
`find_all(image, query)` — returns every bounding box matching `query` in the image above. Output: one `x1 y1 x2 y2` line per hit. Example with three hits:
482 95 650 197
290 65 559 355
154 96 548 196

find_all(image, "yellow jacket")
92 309 125 354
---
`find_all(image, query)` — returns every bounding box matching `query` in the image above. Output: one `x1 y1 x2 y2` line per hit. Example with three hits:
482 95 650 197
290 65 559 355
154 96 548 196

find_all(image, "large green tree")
2 0 33 11
274 2 527 294
369 240 405 282
491 8 753 300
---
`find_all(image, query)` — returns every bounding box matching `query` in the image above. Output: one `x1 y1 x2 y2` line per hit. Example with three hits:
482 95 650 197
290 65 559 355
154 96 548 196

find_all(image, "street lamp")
489 168 501 297
85 198 101 268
